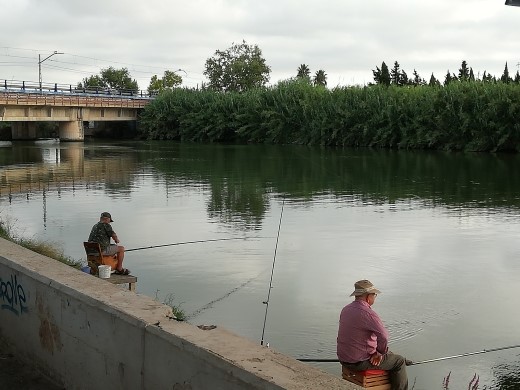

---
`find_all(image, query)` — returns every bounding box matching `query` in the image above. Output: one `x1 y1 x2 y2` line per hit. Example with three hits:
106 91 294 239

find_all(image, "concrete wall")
0 238 356 390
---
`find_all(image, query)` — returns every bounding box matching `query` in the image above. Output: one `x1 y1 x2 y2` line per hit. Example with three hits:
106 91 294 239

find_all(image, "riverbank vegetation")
72 39 520 153
0 217 82 268
139 79 520 152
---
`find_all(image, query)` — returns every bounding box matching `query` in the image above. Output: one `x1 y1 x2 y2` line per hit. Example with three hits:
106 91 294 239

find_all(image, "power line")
0 46 205 87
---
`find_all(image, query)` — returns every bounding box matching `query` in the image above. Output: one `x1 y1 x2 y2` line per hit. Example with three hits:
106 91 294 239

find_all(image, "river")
1 140 520 389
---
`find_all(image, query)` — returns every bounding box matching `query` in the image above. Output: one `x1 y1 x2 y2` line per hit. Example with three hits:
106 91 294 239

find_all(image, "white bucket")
98 265 111 279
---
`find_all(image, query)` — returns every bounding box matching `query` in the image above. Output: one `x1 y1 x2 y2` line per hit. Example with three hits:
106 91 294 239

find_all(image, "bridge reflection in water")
0 142 137 197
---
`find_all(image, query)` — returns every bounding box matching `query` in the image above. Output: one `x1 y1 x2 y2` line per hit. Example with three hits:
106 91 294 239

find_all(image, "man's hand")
370 353 384 366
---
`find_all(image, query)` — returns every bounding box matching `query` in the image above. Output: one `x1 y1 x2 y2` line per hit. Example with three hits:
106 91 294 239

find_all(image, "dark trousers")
341 351 408 390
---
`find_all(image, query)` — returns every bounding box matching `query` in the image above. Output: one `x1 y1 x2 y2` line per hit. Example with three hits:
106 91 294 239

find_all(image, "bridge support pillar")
11 122 38 140
59 120 84 141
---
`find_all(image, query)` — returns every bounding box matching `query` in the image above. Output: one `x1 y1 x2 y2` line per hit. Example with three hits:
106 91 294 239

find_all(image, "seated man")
337 280 409 390
88 211 129 275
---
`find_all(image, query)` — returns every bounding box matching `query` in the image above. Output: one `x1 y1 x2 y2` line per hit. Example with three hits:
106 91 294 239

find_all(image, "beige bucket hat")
350 280 381 297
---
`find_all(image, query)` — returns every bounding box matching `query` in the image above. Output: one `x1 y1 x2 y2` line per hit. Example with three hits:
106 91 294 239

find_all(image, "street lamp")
38 50 63 85
505 0 520 6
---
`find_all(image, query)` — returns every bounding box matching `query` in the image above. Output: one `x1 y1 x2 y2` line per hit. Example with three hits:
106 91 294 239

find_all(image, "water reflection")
2 142 520 224
1 141 520 389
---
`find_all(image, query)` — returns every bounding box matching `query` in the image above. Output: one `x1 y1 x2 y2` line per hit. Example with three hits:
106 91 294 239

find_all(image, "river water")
1 140 520 389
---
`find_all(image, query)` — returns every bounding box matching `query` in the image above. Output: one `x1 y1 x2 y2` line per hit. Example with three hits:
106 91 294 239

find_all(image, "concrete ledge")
0 238 357 389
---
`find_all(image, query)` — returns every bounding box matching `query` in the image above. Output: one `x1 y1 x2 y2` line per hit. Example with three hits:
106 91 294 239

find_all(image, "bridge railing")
0 79 154 100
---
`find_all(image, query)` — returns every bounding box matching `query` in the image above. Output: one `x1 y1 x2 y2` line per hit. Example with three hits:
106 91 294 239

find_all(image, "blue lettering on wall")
0 273 28 315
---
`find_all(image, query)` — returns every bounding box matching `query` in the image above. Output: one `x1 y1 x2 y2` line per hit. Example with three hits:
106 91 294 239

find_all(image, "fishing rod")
410 344 520 365
297 344 520 365
125 237 263 252
260 198 285 346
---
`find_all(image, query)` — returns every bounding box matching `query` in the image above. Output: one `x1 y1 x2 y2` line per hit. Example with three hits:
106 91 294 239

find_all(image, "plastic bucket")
98 265 111 279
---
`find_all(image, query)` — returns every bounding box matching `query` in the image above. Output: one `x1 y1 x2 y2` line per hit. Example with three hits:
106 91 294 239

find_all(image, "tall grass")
139 80 520 152
0 217 82 268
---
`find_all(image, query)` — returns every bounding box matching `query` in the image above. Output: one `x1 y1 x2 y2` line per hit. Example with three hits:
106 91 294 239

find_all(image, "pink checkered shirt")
337 300 389 363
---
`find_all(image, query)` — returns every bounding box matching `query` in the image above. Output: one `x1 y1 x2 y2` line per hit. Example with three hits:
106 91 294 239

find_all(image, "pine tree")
500 62 511 83
458 60 470 81
444 71 453 86
372 62 391 86
469 68 475 82
412 69 425 86
429 73 440 87
514 71 520 84
390 61 401 85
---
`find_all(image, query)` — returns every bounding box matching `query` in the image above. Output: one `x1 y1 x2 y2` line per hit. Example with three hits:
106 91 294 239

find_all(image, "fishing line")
296 344 520 365
125 237 266 252
185 268 270 320
260 198 285 346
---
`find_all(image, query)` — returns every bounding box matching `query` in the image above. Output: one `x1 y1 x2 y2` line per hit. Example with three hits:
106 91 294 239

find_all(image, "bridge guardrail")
1 79 154 100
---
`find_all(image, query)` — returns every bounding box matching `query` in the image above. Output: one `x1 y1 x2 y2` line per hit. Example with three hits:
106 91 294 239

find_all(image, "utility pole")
38 51 63 86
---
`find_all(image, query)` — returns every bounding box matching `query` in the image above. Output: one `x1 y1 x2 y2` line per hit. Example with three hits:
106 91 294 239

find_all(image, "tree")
78 67 138 92
148 70 183 94
469 68 475 82
482 71 495 83
500 62 511 83
79 75 105 89
412 69 426 86
297 64 311 80
399 69 409 86
428 73 440 87
203 40 271 92
390 61 402 85
372 62 391 86
458 60 470 81
313 69 327 87
444 71 457 86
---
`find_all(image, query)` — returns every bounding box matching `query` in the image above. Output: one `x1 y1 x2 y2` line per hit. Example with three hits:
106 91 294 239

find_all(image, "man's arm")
368 311 389 356
111 231 120 244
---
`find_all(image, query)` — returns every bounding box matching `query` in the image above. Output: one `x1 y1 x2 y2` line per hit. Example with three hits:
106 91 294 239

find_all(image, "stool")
83 241 137 291
342 366 390 389
83 241 118 275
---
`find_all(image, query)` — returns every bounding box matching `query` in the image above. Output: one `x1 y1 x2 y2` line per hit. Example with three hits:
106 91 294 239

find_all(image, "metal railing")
0 79 154 99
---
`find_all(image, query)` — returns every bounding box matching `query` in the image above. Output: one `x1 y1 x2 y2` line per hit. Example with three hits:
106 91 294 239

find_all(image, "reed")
139 80 520 152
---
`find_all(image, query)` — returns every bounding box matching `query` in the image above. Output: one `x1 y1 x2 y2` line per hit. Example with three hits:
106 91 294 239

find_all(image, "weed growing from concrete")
154 290 186 321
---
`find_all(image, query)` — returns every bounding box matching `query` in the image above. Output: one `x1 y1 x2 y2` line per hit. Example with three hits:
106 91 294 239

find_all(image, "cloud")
1 0 519 90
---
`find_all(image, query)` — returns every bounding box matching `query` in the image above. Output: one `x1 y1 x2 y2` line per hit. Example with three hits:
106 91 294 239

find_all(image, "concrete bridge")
0 80 152 141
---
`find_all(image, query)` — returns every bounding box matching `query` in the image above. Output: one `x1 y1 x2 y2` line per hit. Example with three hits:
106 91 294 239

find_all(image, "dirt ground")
0 337 64 390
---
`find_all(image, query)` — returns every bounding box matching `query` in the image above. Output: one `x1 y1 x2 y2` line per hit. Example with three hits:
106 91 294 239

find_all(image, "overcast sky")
1 0 519 91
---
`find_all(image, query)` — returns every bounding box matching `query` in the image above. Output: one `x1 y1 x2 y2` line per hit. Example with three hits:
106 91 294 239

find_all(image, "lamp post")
38 51 63 85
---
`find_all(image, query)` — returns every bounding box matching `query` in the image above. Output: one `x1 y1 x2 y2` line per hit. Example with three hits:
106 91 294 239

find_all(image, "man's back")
88 221 112 250
337 300 388 363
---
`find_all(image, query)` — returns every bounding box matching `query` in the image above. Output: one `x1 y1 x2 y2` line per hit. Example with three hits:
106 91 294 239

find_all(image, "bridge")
0 79 153 141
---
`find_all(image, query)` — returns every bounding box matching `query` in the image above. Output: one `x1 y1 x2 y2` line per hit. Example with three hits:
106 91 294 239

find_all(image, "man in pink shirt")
337 280 409 390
